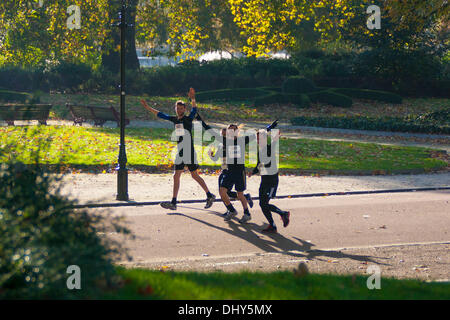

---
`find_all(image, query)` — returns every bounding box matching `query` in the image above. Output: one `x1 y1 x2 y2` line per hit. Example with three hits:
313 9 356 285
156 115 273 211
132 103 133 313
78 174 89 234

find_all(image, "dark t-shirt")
219 135 254 172
252 142 279 176
157 108 197 157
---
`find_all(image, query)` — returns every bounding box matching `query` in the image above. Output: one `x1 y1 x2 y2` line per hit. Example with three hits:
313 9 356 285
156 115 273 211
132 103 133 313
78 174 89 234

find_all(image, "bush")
196 88 269 102
282 76 317 94
0 160 131 299
46 62 93 92
290 115 449 134
253 92 310 108
0 89 33 103
0 66 47 92
331 88 403 104
307 90 353 108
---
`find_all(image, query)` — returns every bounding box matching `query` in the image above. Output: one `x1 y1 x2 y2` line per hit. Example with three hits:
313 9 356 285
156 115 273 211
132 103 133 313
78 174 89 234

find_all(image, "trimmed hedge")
282 76 317 94
291 115 449 134
331 88 403 104
196 88 269 102
254 91 310 108
307 90 353 108
0 89 33 103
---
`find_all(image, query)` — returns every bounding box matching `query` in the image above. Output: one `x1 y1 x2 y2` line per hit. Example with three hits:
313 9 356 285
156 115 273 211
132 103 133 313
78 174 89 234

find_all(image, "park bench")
0 104 52 126
66 103 130 127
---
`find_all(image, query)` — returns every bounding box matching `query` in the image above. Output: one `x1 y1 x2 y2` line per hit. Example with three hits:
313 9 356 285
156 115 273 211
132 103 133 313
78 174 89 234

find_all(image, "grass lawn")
0 126 446 174
40 92 450 124
101 268 450 300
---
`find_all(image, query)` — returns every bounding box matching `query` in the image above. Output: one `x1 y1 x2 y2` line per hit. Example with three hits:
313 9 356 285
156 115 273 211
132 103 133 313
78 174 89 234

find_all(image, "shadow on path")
168 206 390 266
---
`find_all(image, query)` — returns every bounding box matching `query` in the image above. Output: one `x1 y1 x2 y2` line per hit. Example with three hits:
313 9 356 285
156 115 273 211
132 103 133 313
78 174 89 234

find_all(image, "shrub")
331 88 402 104
254 91 310 108
0 89 33 103
196 88 269 102
307 90 353 108
282 76 317 94
0 66 47 92
0 160 131 299
46 62 92 92
290 115 449 134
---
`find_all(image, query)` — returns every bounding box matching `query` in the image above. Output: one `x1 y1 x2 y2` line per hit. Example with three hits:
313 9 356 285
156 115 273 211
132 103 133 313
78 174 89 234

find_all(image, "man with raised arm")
140 88 216 210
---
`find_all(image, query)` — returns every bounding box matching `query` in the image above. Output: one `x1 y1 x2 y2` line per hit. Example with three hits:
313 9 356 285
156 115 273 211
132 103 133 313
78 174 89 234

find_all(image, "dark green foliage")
0 161 131 299
253 91 310 108
331 88 402 104
307 90 353 108
417 109 449 124
196 88 269 102
291 115 449 134
0 89 33 103
282 76 317 94
47 62 93 92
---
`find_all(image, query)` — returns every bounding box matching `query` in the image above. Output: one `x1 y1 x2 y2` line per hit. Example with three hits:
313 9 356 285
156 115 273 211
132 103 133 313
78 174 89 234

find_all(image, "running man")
249 124 290 233
215 124 255 223
140 88 216 210
196 113 254 209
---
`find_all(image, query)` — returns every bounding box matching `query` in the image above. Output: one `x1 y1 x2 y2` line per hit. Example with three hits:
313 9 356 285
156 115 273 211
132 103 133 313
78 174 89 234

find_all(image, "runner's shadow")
167 211 389 266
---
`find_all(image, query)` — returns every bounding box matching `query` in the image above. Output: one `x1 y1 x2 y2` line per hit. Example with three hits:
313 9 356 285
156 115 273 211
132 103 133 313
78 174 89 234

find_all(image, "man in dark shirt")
249 127 290 233
196 113 254 209
140 88 216 210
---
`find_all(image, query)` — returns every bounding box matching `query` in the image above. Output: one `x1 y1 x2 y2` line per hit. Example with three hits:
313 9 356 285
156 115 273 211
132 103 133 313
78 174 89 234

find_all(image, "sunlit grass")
0 126 446 174
104 267 450 300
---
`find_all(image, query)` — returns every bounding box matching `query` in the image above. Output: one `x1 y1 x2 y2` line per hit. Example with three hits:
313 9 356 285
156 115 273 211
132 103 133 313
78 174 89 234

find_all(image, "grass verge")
100 268 450 300
0 126 446 175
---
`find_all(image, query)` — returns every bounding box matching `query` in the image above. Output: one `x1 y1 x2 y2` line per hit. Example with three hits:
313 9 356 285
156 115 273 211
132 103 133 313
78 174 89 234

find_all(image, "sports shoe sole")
239 215 252 224
281 212 290 227
160 202 176 210
224 210 237 221
204 194 216 209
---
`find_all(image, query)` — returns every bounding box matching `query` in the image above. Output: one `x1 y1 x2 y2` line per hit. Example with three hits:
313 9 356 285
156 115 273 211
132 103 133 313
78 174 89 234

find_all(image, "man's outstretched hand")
188 87 196 101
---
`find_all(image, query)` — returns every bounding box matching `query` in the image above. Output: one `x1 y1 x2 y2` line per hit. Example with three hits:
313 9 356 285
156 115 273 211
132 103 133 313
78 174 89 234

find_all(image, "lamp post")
116 0 129 201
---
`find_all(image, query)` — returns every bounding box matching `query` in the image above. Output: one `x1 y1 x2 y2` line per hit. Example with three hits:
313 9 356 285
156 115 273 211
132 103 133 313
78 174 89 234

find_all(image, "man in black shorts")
140 88 216 210
215 124 255 223
249 124 290 233
196 113 254 209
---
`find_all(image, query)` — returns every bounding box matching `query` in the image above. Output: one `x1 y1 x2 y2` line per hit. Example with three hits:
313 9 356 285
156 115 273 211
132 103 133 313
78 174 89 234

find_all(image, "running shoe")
245 193 254 208
239 214 252 224
224 209 238 221
160 202 177 210
262 225 277 233
204 194 216 209
280 211 290 227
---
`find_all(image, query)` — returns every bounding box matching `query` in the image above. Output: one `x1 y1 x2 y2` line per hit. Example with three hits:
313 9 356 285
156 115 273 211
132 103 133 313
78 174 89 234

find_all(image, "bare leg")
219 187 231 206
237 191 248 211
190 170 210 193
172 170 183 199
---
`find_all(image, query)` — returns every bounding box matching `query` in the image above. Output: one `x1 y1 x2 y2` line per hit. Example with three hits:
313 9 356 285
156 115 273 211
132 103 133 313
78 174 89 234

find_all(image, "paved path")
101 190 450 280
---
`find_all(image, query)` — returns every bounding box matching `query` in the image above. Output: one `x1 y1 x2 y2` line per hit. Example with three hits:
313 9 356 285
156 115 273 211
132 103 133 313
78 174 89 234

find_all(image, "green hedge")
0 89 33 103
331 88 403 104
254 91 310 108
196 88 269 102
291 115 449 134
282 76 317 94
307 90 353 108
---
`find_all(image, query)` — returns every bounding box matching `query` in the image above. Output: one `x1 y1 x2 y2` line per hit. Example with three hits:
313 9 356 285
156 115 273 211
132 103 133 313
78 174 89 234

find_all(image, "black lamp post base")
116 167 129 201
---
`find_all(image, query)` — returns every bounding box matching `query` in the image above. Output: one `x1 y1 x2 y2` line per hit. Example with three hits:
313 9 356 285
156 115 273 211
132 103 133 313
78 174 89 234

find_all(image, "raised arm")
140 99 161 115
140 99 172 120
187 87 198 120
